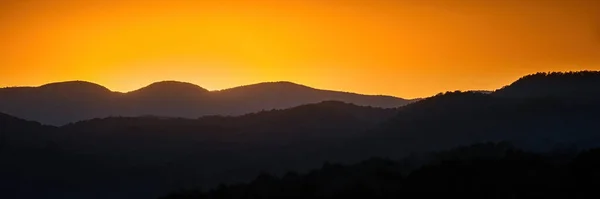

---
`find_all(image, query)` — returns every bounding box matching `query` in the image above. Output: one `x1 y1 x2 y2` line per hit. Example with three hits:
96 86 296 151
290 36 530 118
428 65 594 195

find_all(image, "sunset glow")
1 0 599 98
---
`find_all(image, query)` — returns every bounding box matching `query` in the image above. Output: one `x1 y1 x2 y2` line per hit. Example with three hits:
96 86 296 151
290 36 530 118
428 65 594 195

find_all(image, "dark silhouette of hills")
121 81 213 118
160 143 600 199
342 71 600 159
60 101 396 147
0 81 412 125
212 81 408 114
128 81 210 97
38 81 113 94
351 90 600 160
0 112 54 150
0 81 120 125
0 101 399 199
493 71 600 99
2 71 600 199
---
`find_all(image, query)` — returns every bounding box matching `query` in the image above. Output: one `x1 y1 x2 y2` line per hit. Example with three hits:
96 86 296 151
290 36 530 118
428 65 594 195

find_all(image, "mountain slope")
119 81 214 117
0 102 398 199
0 112 56 150
59 101 397 151
351 90 600 160
0 81 411 125
213 82 407 114
493 71 600 98
0 81 118 125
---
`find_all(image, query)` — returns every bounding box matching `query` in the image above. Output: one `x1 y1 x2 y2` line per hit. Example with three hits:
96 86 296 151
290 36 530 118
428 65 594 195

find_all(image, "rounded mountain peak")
217 81 314 96
132 81 209 95
259 81 308 87
39 81 111 93
238 81 312 91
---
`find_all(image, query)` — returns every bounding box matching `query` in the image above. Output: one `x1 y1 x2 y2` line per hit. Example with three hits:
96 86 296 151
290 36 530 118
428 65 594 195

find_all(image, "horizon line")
0 80 413 99
2 70 596 99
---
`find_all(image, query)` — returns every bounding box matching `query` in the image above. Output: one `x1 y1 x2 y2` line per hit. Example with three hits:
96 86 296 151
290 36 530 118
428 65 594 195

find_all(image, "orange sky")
1 0 599 98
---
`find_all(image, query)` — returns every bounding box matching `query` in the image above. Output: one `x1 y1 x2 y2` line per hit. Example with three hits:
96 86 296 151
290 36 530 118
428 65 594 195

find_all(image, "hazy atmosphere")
2 0 599 98
3 1 600 199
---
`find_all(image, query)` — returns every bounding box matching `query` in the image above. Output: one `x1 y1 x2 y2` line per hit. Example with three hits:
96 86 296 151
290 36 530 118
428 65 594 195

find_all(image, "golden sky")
1 0 599 98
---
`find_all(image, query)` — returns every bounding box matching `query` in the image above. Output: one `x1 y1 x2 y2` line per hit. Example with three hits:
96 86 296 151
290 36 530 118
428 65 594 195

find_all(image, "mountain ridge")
493 71 600 98
128 81 210 94
0 81 412 125
3 80 403 98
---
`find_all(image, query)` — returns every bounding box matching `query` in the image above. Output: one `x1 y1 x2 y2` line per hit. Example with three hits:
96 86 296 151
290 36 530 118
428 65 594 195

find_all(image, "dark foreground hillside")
161 143 600 199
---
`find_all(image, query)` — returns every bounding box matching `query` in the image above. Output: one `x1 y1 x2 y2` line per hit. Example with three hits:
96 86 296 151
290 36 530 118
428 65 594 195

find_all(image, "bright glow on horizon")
1 0 599 98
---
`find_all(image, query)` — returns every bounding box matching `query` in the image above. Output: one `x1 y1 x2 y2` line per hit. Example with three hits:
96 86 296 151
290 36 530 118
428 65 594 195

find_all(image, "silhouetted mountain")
129 81 210 97
0 81 119 125
0 81 412 125
0 112 68 199
493 71 600 98
56 101 397 167
0 112 55 149
0 102 399 199
57 101 397 157
212 82 408 114
351 89 600 160
292 72 600 162
121 81 213 117
38 81 113 95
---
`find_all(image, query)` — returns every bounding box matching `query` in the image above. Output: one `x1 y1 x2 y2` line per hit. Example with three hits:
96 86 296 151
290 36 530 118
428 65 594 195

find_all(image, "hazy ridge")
0 81 413 125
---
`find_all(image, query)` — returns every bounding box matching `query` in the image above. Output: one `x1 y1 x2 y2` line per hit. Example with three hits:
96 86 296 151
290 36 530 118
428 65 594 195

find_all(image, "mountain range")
0 81 413 125
2 71 600 199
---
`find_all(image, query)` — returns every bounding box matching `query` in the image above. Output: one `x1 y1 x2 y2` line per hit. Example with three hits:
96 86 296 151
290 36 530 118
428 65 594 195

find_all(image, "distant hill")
0 81 412 125
212 82 408 114
351 89 600 160
493 71 600 98
0 81 121 125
